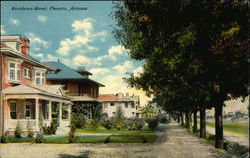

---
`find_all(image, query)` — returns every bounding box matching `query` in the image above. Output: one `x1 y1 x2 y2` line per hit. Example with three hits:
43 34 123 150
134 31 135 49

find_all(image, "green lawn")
206 122 248 137
76 127 154 135
5 135 157 144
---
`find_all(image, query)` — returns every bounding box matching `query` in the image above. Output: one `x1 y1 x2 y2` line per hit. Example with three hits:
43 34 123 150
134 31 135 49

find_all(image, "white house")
97 93 141 118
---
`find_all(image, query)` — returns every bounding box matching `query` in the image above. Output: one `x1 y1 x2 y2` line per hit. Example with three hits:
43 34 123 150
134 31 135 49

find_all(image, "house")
0 35 72 136
98 93 141 118
44 61 104 119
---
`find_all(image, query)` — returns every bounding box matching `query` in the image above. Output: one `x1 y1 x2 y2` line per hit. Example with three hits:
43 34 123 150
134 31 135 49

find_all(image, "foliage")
42 118 58 135
112 0 248 149
140 104 159 119
34 132 45 143
0 133 7 143
112 107 126 130
103 136 111 143
86 119 100 130
26 122 34 138
14 123 22 138
71 113 86 129
145 117 159 130
223 141 249 157
125 119 144 130
101 119 113 130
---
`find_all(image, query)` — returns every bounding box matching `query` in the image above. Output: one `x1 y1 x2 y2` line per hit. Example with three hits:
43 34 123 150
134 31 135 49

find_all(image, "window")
110 103 115 106
25 105 31 118
8 61 21 82
131 103 135 108
104 103 108 108
23 68 31 79
125 102 128 108
16 43 20 51
9 102 17 119
132 112 135 116
35 71 45 85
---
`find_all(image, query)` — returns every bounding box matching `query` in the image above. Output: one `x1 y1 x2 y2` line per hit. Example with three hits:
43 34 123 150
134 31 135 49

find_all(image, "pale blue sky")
1 1 149 105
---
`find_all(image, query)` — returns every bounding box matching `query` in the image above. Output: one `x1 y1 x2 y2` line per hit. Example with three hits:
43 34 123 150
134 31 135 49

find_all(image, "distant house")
0 35 72 136
44 61 104 119
98 93 141 118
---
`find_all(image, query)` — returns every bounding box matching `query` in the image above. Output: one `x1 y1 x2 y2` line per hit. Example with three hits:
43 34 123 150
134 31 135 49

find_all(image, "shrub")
34 132 45 143
142 135 148 143
86 119 100 130
113 121 126 130
26 123 34 138
145 117 159 130
14 123 22 138
101 119 113 130
104 136 111 143
71 113 86 129
68 131 75 143
0 133 8 143
42 118 58 135
126 119 144 130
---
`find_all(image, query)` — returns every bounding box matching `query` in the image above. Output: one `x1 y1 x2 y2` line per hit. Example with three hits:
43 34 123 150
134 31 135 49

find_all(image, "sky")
1 1 151 106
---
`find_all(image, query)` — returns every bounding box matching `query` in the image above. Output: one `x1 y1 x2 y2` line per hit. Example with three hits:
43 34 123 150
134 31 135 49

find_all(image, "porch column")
68 104 71 121
35 98 39 129
58 102 62 127
48 101 52 122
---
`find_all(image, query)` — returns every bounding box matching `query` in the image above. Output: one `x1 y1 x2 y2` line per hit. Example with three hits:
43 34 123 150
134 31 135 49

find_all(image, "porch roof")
71 96 99 102
2 85 71 103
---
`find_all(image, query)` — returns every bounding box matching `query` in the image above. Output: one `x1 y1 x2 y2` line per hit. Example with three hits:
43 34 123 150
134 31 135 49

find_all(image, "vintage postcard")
0 1 249 158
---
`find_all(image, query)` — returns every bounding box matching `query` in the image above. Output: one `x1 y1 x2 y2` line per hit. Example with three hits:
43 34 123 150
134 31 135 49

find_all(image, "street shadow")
58 151 93 158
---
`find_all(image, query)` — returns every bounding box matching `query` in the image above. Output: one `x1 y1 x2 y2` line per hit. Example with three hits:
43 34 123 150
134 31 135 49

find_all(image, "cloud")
56 18 107 56
96 45 128 62
113 61 134 73
10 18 20 25
37 15 47 22
30 53 44 59
1 25 6 34
72 55 101 67
89 68 110 75
25 32 49 51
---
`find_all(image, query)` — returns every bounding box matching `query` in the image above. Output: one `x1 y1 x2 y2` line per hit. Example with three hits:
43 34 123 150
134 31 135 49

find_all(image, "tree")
113 0 249 149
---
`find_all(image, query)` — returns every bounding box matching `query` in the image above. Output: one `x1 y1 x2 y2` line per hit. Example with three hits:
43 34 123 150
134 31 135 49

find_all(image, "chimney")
126 93 129 97
21 37 30 55
117 93 124 99
77 66 86 71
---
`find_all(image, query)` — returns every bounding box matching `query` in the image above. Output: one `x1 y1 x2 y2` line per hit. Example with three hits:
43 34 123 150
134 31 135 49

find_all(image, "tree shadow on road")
58 151 93 158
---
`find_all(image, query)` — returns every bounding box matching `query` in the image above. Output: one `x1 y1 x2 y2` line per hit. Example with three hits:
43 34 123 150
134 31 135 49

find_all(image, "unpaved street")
0 122 231 158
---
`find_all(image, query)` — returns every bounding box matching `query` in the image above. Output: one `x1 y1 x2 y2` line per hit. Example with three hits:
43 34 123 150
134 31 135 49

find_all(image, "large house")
0 35 72 136
98 93 141 118
44 61 104 119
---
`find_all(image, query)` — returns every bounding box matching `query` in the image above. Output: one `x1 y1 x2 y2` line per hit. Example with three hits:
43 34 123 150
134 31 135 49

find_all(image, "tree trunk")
193 110 197 133
200 107 206 138
177 114 180 123
185 112 190 130
215 105 223 149
180 112 184 126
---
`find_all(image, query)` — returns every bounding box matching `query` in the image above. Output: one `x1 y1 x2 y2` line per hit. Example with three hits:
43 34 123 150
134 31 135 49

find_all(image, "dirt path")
0 122 231 158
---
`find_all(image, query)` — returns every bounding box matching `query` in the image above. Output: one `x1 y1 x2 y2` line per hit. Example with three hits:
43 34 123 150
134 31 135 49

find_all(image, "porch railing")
7 119 36 130
67 93 89 97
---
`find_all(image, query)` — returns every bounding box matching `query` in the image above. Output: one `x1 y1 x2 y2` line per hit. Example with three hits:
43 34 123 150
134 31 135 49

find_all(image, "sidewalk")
153 122 230 158
0 122 231 158
206 126 249 147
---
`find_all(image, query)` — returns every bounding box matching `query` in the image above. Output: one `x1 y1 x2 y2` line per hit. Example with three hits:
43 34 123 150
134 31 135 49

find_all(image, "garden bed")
3 135 158 144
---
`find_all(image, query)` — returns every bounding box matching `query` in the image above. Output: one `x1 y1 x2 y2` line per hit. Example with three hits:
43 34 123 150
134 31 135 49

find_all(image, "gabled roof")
97 94 133 102
44 61 104 87
0 41 56 71
2 84 71 101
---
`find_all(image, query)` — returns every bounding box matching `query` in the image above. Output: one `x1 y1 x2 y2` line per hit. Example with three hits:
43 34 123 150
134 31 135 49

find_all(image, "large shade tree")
113 0 249 149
